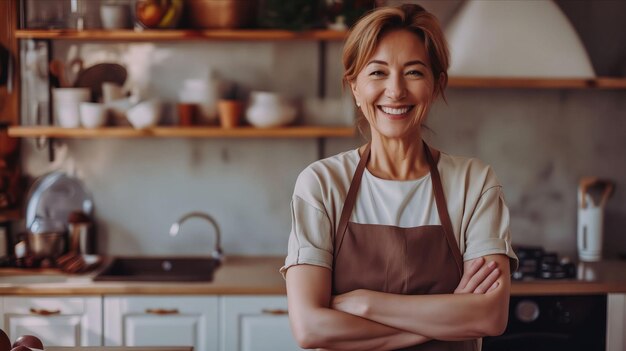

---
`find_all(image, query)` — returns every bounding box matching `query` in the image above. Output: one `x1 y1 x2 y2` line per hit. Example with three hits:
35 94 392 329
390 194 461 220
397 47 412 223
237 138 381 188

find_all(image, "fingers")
473 267 500 294
465 260 497 293
487 281 500 293
462 260 498 294
454 257 484 293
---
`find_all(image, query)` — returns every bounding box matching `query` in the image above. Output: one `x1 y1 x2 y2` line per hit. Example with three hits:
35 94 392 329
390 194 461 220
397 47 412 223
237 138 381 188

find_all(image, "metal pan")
25 171 94 230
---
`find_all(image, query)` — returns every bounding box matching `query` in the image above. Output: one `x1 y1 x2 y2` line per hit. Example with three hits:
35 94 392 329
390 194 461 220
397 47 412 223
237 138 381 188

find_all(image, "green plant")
258 0 324 31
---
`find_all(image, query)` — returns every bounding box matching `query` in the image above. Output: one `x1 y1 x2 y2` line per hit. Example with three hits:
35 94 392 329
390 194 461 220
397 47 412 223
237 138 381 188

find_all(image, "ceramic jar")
100 3 132 29
245 91 296 128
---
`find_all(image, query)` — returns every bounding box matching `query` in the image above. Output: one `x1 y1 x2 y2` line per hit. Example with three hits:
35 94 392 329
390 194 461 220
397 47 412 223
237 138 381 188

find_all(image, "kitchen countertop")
1 256 626 296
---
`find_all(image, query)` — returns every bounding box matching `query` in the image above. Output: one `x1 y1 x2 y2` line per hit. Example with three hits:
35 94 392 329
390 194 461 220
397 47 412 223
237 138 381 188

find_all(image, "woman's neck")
362 133 430 180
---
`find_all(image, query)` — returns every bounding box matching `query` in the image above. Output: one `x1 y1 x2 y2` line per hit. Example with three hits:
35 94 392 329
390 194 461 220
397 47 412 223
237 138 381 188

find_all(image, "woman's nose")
385 74 407 100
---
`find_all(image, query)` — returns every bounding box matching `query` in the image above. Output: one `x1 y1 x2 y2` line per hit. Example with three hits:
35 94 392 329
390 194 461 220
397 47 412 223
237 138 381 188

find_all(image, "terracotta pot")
177 103 197 126
218 100 243 128
185 0 257 29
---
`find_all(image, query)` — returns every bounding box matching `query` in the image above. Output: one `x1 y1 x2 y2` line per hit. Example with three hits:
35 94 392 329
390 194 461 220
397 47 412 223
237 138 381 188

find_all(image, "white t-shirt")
280 148 518 277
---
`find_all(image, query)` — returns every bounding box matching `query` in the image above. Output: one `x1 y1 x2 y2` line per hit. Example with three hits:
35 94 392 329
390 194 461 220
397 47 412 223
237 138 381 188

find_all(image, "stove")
486 247 607 350
513 246 577 280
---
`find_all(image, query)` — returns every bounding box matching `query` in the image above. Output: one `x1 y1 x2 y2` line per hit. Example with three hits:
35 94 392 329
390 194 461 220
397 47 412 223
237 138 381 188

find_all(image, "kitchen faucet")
169 212 223 261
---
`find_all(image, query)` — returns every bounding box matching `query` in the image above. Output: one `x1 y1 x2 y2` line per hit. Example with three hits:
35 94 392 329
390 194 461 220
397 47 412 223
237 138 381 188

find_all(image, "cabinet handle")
145 308 180 315
261 308 289 315
29 308 61 316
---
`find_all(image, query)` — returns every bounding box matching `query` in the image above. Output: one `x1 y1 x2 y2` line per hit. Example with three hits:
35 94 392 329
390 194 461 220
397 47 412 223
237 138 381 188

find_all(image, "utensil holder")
577 206 604 262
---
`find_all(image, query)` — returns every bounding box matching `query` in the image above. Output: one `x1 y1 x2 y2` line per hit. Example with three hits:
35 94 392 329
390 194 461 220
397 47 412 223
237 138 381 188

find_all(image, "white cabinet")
103 296 219 351
0 296 102 346
220 296 302 351
607 293 626 351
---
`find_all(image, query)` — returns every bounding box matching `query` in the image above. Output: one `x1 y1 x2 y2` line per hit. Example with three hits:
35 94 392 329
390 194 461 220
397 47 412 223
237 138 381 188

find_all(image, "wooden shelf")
15 30 626 89
15 29 347 41
448 76 626 89
8 126 356 139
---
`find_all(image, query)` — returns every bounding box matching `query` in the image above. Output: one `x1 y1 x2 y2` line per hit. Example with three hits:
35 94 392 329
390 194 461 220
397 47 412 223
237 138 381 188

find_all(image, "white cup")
52 88 91 128
102 82 125 103
80 102 107 128
100 3 132 29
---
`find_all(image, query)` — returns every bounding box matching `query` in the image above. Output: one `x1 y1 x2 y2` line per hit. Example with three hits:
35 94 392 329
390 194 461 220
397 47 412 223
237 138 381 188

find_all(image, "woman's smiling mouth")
378 105 414 119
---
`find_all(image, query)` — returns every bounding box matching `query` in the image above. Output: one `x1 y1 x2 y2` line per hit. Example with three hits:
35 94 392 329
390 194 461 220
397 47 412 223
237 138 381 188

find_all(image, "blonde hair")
342 4 449 99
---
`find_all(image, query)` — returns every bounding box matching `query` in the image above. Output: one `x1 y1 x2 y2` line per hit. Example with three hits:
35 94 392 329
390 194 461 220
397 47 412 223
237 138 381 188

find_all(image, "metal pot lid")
25 171 94 229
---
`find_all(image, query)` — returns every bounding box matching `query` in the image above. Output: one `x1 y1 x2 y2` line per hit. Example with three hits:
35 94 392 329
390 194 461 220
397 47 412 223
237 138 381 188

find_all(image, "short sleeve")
279 195 334 279
463 186 519 272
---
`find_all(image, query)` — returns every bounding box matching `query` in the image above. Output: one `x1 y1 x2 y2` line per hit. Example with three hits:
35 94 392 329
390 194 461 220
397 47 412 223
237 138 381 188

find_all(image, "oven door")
483 295 606 351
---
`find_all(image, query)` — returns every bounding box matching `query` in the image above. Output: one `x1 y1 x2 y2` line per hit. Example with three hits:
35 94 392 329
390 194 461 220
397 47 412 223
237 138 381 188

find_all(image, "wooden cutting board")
73 63 127 101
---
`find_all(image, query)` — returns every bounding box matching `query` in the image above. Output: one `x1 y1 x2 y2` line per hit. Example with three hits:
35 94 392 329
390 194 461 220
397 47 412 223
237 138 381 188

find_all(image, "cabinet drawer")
104 296 219 351
1 296 102 347
3 296 92 314
221 296 302 351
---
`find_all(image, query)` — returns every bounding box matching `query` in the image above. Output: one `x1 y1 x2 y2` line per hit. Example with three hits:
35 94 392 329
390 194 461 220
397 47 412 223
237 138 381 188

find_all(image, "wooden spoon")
49 60 69 88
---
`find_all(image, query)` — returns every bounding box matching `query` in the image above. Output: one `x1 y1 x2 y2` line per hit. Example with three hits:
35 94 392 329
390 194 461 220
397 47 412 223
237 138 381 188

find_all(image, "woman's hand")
331 289 369 317
454 256 501 294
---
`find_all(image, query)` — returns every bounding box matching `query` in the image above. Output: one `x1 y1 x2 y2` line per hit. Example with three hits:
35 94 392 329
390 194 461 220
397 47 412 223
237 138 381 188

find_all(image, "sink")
93 257 220 282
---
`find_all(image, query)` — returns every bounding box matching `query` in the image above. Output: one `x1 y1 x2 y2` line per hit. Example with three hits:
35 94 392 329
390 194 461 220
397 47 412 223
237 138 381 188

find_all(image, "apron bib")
332 143 477 351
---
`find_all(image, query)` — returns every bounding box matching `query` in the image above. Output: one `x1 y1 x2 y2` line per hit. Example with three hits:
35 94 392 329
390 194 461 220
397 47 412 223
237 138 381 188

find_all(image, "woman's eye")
369 70 385 77
406 70 424 77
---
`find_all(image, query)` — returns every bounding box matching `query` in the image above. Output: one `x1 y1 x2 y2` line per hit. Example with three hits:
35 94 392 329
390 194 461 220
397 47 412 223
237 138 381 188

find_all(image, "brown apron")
332 143 478 351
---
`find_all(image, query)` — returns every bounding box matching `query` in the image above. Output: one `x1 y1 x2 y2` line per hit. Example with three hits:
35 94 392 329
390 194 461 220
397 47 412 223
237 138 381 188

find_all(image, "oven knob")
515 299 540 323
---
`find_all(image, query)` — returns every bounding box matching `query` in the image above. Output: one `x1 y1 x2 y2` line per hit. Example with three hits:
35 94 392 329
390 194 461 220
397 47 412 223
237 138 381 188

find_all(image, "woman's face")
351 29 435 140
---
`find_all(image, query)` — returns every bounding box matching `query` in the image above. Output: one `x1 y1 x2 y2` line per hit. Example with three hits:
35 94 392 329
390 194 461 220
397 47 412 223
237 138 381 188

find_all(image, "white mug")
80 102 107 128
52 88 91 128
100 3 132 29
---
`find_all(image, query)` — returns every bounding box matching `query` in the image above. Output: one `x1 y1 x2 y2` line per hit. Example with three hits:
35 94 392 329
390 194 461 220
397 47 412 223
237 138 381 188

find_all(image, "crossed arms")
286 254 511 351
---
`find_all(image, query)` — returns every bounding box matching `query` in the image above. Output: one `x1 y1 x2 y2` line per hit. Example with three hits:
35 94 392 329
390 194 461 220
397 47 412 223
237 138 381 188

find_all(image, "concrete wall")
19 1 626 259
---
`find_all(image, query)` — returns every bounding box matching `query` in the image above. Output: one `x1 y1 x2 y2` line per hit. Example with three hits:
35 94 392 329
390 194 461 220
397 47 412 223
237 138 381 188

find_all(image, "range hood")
445 0 595 78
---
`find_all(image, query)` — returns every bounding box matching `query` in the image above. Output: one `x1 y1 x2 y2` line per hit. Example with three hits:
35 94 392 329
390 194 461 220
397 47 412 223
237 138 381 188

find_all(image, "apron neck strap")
424 142 464 276
334 143 371 257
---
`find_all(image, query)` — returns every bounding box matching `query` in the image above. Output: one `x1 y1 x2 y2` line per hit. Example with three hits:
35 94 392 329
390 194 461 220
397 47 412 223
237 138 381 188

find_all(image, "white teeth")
381 106 410 115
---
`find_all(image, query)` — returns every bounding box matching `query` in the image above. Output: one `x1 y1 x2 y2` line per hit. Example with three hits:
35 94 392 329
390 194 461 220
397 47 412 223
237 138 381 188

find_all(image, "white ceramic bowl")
245 91 297 128
126 100 162 129
79 102 107 128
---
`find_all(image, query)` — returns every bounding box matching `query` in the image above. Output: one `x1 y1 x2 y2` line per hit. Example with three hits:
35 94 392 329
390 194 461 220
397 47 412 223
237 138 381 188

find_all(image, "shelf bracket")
47 137 55 162
318 41 326 99
316 40 327 160
316 137 325 160
34 135 55 162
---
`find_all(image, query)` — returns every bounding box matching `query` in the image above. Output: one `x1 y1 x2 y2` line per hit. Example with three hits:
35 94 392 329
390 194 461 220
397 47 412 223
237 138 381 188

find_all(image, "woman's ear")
350 80 360 105
348 81 359 100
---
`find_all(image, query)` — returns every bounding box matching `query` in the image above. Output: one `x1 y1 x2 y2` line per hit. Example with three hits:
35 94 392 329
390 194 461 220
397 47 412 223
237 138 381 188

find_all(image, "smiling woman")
350 29 435 146
280 3 519 351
